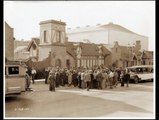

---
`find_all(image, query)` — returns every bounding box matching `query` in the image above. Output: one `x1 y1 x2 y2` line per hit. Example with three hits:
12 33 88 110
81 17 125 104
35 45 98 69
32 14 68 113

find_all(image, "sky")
4 1 155 51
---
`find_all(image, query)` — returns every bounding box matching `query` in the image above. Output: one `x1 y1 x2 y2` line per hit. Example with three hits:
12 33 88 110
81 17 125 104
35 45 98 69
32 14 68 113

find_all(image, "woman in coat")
67 70 73 87
49 71 56 91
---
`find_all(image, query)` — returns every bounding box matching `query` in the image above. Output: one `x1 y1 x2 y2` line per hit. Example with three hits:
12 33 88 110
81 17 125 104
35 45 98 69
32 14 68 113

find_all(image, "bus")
127 65 153 84
5 61 26 97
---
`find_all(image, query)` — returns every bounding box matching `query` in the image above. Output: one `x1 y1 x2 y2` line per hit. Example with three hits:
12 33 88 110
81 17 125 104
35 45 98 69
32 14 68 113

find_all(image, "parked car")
127 65 153 83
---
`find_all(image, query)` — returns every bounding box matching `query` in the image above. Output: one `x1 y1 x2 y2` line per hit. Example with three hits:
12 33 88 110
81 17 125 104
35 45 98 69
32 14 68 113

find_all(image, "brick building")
5 22 14 60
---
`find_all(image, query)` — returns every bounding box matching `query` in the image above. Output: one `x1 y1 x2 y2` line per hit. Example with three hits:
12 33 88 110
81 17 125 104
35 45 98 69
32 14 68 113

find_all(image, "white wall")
29 47 38 57
67 30 109 44
40 23 52 44
38 45 51 61
14 49 29 60
109 30 148 50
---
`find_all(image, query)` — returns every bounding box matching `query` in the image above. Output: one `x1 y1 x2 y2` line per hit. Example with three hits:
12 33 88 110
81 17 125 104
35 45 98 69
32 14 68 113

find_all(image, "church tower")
38 19 68 68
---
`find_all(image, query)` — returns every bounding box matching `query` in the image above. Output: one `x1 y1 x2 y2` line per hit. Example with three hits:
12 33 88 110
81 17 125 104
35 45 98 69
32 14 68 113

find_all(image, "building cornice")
39 20 66 25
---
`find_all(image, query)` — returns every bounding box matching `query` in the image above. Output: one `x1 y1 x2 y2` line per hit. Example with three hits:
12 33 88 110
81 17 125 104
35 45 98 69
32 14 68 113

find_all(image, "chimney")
115 41 118 45
135 40 141 51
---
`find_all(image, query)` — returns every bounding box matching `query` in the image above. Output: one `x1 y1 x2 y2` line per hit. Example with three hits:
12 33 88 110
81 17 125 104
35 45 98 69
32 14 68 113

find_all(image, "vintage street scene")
4 1 155 119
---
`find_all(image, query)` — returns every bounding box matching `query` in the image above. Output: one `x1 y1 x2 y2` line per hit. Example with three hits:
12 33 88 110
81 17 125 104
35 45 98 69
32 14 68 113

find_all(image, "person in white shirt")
81 70 85 89
109 70 114 89
31 67 37 84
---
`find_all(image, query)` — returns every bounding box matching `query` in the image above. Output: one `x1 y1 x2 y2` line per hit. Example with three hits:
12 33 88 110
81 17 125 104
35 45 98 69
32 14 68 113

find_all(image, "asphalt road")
5 80 154 118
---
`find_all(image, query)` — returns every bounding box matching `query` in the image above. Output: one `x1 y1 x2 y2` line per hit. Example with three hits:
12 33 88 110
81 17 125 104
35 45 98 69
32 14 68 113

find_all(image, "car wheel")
134 76 139 84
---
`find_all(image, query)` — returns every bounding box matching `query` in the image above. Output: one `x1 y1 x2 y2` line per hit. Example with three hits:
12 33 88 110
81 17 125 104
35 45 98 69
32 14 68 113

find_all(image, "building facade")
38 20 75 68
141 51 153 65
14 46 29 61
27 37 40 62
5 22 14 60
66 42 110 68
67 22 149 50
111 41 142 68
26 19 152 69
27 19 110 68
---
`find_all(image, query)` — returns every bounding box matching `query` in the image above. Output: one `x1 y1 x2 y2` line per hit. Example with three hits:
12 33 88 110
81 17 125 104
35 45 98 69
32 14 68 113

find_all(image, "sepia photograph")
4 1 155 119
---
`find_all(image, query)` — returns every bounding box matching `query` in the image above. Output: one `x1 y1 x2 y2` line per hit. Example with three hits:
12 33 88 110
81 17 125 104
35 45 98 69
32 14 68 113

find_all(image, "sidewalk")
32 79 45 83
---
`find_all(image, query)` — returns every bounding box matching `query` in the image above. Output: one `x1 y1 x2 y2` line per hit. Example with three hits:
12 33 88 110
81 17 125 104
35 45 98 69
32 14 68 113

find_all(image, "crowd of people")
45 66 131 92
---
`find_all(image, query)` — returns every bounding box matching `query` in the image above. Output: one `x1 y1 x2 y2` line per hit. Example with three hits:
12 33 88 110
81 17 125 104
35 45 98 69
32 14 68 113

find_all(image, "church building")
38 20 75 68
36 19 110 68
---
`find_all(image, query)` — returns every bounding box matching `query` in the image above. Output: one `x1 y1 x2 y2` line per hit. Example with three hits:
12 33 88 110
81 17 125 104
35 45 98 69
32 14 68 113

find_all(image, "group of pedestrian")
46 66 131 92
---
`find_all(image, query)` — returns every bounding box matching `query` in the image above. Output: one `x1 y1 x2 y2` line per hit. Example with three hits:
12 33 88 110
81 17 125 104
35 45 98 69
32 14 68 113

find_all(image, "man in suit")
49 71 56 92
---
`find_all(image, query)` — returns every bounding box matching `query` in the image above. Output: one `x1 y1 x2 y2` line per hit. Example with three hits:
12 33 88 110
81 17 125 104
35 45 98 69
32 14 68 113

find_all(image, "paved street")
5 80 155 118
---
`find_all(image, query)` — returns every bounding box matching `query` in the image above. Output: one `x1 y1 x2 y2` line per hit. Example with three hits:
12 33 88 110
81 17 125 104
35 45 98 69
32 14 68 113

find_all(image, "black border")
3 1 156 120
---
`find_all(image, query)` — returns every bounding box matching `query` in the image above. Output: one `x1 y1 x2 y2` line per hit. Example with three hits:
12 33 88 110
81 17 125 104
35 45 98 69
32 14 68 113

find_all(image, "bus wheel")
134 76 139 84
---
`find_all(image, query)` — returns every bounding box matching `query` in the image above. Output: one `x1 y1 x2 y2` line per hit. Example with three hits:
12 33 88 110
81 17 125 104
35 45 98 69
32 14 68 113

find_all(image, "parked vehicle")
127 65 153 83
5 61 26 96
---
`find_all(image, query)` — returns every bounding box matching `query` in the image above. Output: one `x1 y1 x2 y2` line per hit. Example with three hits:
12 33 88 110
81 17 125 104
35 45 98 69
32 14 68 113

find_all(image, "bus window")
8 67 19 75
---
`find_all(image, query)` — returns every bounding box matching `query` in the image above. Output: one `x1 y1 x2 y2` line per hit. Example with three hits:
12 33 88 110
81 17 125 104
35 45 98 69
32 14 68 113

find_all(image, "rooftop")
67 22 147 38
14 46 28 53
39 19 66 25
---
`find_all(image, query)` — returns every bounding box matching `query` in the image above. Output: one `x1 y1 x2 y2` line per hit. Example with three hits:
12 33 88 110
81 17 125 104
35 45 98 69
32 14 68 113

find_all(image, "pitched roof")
119 45 129 59
102 23 147 37
101 45 111 56
118 45 144 60
80 43 99 56
14 46 27 53
5 22 13 29
142 51 153 59
32 37 40 45
66 42 110 58
66 42 77 59
103 44 113 52
67 22 147 38
101 23 134 34
27 38 40 51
